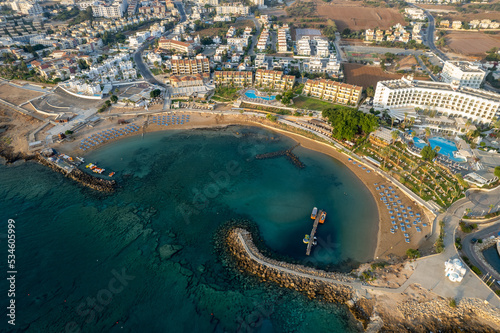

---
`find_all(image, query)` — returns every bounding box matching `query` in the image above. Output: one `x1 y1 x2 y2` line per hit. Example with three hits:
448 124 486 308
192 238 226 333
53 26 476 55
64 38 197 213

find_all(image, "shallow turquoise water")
0 126 377 332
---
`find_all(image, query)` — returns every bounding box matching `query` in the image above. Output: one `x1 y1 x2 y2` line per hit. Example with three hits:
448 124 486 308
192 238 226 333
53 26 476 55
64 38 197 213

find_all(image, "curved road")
462 222 500 282
410 4 448 61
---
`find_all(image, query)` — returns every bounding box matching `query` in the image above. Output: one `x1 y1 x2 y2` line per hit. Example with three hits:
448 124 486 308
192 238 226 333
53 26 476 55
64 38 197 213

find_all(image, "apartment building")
11 1 43 15
215 4 249 16
251 0 264 6
92 0 128 18
171 57 210 75
214 71 253 87
315 38 330 57
276 27 289 53
440 61 486 89
373 76 500 124
158 38 193 55
296 37 311 56
303 79 362 105
404 8 426 20
254 69 295 91
256 28 269 51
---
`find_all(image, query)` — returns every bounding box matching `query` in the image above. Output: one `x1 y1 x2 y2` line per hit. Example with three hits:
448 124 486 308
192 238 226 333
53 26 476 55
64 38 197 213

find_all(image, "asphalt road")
133 43 165 87
174 1 187 22
410 4 448 61
462 223 500 282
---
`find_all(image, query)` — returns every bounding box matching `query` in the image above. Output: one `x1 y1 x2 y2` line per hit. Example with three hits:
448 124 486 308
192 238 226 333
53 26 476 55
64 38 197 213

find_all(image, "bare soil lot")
445 32 500 55
343 63 402 88
196 19 255 38
0 84 44 105
315 3 407 31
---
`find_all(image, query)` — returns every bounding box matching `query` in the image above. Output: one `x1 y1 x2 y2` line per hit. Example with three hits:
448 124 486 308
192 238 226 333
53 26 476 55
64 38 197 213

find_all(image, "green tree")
110 95 118 103
495 166 500 178
406 248 421 259
322 107 379 140
366 86 374 98
150 89 161 98
421 145 437 161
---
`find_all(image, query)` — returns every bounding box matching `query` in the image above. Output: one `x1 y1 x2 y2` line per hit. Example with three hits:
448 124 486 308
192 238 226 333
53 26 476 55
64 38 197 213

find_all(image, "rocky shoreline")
0 147 116 192
222 225 500 332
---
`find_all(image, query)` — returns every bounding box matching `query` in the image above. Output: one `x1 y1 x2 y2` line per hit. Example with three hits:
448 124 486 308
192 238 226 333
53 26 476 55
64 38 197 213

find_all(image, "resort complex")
374 76 500 124
1 0 500 331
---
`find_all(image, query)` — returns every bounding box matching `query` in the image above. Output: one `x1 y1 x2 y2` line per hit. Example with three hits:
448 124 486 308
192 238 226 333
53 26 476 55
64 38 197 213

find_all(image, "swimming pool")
413 136 466 162
245 90 276 101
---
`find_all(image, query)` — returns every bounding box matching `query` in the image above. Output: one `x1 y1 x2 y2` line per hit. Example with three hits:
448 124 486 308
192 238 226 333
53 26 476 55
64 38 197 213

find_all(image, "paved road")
410 4 448 61
174 1 187 22
462 223 500 282
248 16 261 56
133 43 165 87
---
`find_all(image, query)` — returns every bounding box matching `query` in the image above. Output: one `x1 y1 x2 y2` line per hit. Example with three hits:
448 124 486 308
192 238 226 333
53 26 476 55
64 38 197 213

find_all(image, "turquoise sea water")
0 126 377 332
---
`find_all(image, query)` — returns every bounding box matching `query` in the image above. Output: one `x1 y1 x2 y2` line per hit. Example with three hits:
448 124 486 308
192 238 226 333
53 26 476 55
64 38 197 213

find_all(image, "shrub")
449 298 457 308
406 248 421 259
471 266 482 276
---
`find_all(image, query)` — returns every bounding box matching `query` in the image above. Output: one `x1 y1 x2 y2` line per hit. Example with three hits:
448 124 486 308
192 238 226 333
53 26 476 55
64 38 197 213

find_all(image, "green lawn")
292 95 337 111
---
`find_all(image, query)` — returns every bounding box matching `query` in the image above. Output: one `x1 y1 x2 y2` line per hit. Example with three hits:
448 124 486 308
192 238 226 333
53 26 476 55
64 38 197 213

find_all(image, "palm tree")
403 112 408 129
425 127 431 140
381 146 390 169
391 130 399 144
390 116 395 130
488 204 494 214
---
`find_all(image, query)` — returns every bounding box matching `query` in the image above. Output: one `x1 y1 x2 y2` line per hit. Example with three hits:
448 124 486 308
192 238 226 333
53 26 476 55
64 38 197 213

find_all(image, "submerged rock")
159 244 183 260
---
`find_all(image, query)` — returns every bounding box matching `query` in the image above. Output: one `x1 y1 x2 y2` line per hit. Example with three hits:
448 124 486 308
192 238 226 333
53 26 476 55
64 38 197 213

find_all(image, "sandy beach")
38 111 431 259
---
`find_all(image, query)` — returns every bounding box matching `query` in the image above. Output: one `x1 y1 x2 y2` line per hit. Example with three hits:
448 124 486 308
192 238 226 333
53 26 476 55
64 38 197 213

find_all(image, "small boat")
108 172 115 177
303 234 310 244
319 211 327 224
77 157 85 162
311 207 318 219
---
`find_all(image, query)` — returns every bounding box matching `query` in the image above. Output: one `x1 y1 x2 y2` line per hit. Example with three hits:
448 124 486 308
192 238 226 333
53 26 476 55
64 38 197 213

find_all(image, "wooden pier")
306 210 323 256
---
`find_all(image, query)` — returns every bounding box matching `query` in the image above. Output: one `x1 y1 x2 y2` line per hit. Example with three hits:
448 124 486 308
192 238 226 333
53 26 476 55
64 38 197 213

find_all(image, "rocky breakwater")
35 155 116 192
225 227 372 326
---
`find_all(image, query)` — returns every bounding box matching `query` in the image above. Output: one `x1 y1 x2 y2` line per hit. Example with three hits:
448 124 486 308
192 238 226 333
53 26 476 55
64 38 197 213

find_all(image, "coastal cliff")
222 225 500 332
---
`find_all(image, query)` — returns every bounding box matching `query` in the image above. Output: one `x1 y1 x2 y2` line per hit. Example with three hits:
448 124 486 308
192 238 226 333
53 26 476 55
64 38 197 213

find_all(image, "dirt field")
343 63 402 88
420 2 500 22
315 3 407 31
0 84 44 105
445 32 500 55
196 19 255 38
398 55 418 71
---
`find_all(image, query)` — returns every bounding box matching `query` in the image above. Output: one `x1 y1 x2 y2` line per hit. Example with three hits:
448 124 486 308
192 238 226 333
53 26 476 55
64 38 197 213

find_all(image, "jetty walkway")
306 210 323 256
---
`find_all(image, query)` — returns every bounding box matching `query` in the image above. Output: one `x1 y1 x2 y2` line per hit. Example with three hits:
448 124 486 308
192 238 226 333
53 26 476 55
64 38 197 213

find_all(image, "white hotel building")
374 76 500 124
440 61 486 89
